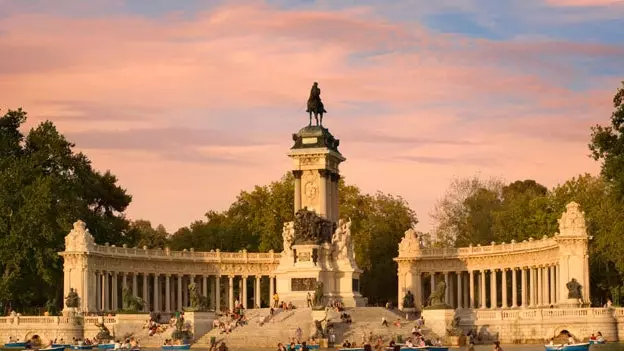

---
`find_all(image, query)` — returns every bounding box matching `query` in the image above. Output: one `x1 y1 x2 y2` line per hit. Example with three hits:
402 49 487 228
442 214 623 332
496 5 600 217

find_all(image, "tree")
589 81 624 199
430 175 504 246
127 220 169 249
0 109 133 312
169 174 418 304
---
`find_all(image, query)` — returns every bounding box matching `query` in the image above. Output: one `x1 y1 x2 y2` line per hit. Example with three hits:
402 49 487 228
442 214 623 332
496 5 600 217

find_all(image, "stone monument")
274 83 366 308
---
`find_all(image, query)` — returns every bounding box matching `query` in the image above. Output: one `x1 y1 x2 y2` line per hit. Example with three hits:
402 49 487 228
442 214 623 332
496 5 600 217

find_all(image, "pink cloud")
545 0 623 6
0 2 620 232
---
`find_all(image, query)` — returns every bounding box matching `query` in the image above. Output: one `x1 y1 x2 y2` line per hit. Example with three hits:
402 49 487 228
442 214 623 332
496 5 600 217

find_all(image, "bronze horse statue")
307 82 327 126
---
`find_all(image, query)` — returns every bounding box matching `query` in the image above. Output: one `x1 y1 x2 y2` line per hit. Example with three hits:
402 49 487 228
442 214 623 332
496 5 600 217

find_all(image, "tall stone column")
215 276 221 313
521 268 528 308
555 265 560 304
111 272 118 311
414 272 423 308
153 274 160 312
103 272 109 312
430 273 435 294
480 270 486 309
456 272 463 308
512 268 517 308
529 267 536 307
228 276 234 312
444 272 450 304
95 271 101 312
177 274 183 312
469 270 475 308
143 273 149 312
502 269 508 308
463 274 469 308
490 270 497 309
331 174 340 222
132 273 138 298
319 170 328 218
293 171 302 213
165 274 171 313
537 266 543 307
241 276 248 309
203 276 208 300
255 276 261 308
269 276 275 302
122 272 128 290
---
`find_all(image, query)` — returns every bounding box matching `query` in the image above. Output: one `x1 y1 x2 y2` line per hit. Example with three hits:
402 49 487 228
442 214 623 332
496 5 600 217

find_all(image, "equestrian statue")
306 82 327 126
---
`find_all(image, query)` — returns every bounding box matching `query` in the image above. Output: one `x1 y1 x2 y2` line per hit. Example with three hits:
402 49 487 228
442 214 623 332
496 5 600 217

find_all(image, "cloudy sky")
1 0 623 232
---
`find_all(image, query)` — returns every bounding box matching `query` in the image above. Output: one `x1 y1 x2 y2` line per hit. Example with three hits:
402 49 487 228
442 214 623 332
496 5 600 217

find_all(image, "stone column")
456 272 463 309
142 273 149 312
332 174 340 222
521 268 528 308
490 270 497 309
269 276 275 303
255 276 262 308
502 269 508 308
414 272 423 308
430 273 435 294
241 276 248 309
111 272 118 311
529 267 536 307
319 170 328 218
444 272 450 304
122 272 128 290
132 273 138 298
537 266 543 307
203 276 208 300
469 270 475 308
177 275 183 311
165 275 171 312
228 276 234 312
293 171 302 213
215 276 221 312
103 272 109 312
463 274 469 308
153 274 160 312
512 268 518 308
555 265 560 304
549 266 555 305
480 270 486 309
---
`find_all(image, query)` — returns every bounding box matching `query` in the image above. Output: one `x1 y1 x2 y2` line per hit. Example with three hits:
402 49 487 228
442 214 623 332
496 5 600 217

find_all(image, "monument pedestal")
421 309 455 338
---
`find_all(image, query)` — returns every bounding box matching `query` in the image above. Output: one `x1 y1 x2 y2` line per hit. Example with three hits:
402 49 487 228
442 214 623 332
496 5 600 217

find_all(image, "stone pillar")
480 270 486 309
444 272 450 304
512 268 517 308
456 272 462 309
165 275 171 312
215 276 221 312
293 171 302 213
241 276 248 309
521 268 528 308
153 274 160 312
269 276 275 303
255 276 262 308
469 270 475 308
502 269 508 308
111 272 118 311
132 273 138 298
529 267 536 307
122 272 128 290
332 174 340 222
143 273 149 312
177 275 183 311
430 273 435 294
555 265 560 304
319 170 328 218
103 272 109 312
463 274 469 308
490 270 497 309
414 272 423 309
203 276 208 300
548 266 554 306
537 266 543 307
228 276 234 312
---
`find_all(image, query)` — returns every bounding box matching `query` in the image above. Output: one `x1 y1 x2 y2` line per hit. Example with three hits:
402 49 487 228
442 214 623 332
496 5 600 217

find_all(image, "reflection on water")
135 345 624 351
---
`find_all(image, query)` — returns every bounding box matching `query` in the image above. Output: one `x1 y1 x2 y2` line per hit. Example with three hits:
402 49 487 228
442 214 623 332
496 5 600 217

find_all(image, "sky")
1 0 623 233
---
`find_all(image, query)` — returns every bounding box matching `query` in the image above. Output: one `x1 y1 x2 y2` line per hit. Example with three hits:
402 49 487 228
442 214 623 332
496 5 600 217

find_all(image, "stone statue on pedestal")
566 278 583 299
427 281 448 308
307 82 327 127
65 288 80 308
402 290 415 308
293 208 333 245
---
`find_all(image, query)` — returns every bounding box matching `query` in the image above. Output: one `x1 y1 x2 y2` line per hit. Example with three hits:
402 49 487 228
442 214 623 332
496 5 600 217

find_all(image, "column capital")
330 173 340 182
318 169 330 178
292 170 303 178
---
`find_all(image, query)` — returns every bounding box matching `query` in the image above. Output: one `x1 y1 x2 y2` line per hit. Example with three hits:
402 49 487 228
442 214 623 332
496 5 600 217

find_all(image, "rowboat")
338 348 364 351
52 344 72 348
96 343 116 350
287 344 320 350
3 342 27 348
161 345 191 350
40 346 68 351
589 340 606 345
544 343 591 351
70 345 95 350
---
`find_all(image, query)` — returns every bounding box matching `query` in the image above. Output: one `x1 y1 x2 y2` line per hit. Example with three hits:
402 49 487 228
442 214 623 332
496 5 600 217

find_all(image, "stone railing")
474 308 617 321
83 245 281 263
415 236 557 259
0 315 118 325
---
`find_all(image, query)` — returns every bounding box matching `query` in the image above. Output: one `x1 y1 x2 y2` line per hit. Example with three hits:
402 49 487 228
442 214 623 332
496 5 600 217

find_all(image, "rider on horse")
307 82 327 126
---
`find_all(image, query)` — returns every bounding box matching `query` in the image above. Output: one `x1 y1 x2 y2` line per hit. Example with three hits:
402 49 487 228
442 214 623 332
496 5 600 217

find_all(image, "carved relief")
64 220 95 253
398 229 421 257
304 181 318 200
332 218 353 260
558 202 587 237
300 156 321 166
291 278 317 291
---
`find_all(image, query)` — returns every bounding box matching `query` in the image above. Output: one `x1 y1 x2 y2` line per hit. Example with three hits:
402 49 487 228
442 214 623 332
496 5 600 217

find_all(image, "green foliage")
168 174 417 305
127 220 169 249
0 108 133 311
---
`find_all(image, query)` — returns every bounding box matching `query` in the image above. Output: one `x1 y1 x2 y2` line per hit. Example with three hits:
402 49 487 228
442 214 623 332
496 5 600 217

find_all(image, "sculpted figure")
428 281 447 307
402 290 415 308
313 281 324 308
65 288 80 308
332 218 353 260
566 278 583 300
282 221 295 256
306 82 327 126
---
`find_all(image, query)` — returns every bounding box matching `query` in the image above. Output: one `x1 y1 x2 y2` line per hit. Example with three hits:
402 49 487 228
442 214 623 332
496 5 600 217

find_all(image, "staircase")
195 308 314 348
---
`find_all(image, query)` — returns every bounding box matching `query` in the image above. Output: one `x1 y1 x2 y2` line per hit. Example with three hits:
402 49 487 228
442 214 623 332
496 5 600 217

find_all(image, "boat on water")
338 348 364 351
287 344 320 350
70 345 94 350
52 344 71 348
544 343 591 351
3 342 27 348
589 340 606 345
40 346 68 351
161 345 191 350
96 343 116 350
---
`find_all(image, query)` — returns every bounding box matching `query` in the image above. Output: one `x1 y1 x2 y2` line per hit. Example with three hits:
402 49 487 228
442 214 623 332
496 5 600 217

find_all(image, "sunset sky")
1 0 623 233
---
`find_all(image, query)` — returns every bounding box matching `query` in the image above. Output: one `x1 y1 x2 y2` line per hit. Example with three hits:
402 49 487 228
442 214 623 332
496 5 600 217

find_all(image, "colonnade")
414 264 560 309
93 272 276 313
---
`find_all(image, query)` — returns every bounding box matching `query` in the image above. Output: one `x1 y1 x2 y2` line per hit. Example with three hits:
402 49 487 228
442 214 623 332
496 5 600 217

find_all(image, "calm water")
135 344 624 351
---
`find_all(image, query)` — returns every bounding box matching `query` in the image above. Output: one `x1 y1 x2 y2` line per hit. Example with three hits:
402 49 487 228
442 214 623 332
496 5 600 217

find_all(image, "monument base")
559 298 582 308
421 308 455 338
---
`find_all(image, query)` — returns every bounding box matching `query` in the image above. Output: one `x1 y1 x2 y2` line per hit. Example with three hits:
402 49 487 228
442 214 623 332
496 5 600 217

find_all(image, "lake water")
139 344 624 351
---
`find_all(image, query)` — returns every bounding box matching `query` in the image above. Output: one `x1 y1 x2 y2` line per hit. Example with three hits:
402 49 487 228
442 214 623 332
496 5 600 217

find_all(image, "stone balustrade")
89 245 281 262
412 236 557 259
